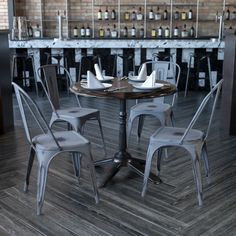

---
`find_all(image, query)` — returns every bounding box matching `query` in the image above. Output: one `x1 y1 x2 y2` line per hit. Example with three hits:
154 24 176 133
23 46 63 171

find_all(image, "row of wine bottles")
73 24 195 38
96 6 193 21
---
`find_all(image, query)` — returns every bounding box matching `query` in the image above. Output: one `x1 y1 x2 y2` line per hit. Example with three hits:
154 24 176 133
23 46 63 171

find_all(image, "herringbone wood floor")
0 90 235 235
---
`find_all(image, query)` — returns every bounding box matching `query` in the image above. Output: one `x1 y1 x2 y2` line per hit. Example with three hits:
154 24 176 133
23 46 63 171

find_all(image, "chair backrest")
37 64 75 112
139 60 181 106
12 82 61 149
180 79 223 144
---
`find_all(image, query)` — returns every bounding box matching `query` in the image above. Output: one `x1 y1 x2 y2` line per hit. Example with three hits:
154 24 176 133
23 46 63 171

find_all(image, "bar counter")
9 38 225 49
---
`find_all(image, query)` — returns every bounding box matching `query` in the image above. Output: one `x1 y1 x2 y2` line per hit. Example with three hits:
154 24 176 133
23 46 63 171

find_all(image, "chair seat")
150 126 204 145
54 107 99 119
33 130 89 151
131 102 171 115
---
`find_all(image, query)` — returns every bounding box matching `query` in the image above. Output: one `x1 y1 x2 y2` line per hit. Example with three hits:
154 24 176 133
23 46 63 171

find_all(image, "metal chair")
12 82 99 215
37 64 106 154
127 61 181 142
141 79 223 206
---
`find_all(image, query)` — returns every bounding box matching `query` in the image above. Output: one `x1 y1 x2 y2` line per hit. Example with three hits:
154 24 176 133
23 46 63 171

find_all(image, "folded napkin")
94 63 104 80
86 71 105 88
141 71 156 87
137 63 147 81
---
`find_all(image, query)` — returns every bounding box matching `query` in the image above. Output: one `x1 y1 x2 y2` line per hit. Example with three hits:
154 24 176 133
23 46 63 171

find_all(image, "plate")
132 83 164 90
128 75 146 82
98 76 115 82
81 83 112 90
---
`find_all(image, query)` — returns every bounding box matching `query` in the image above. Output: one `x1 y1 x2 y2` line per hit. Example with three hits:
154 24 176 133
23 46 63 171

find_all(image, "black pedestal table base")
95 99 162 187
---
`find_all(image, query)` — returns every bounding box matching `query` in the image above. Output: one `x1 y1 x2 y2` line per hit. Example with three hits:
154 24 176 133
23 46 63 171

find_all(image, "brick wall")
0 0 9 29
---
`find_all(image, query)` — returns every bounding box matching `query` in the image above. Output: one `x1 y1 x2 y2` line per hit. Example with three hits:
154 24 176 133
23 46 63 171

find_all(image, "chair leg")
156 148 162 176
24 147 35 192
137 115 145 141
141 145 156 197
87 151 99 204
201 144 209 177
191 152 203 206
72 153 81 178
37 162 49 215
97 117 106 155
184 55 193 97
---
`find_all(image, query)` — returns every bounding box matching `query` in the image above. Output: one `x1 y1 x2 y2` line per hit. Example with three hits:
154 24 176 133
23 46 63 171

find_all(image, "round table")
71 78 176 187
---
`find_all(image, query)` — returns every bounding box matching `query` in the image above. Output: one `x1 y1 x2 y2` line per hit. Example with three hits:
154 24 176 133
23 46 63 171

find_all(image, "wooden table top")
70 78 176 100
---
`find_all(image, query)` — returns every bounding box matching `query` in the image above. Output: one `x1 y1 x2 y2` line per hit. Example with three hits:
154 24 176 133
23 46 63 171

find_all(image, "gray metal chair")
37 64 106 154
12 82 99 215
141 79 223 206
127 61 181 142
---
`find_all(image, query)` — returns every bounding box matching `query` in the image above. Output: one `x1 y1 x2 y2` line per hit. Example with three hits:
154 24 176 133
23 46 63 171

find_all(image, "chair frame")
127 60 181 142
37 64 106 153
12 82 99 215
141 79 223 206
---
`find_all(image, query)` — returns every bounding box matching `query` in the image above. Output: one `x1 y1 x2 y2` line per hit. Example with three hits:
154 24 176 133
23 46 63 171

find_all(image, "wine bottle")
149 7 154 20
157 26 163 37
131 8 136 21
99 27 105 37
80 24 85 37
181 24 188 38
188 9 193 20
111 24 118 38
98 8 102 20
124 11 130 21
155 7 161 20
73 25 78 38
123 26 128 38
104 6 109 20
173 26 179 37
139 26 144 38
163 8 168 20
105 25 111 37
174 9 179 20
137 7 143 21
27 22 33 38
190 25 195 38
131 24 136 37
34 24 41 38
164 26 170 38
111 9 116 20
226 8 230 20
151 28 156 38
181 11 187 20
86 24 91 37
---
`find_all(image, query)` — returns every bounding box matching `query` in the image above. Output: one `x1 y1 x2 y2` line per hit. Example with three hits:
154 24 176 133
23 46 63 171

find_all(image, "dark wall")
0 30 14 134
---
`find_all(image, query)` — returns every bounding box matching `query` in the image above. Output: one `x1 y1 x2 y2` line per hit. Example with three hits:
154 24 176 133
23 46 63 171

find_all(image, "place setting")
129 64 165 91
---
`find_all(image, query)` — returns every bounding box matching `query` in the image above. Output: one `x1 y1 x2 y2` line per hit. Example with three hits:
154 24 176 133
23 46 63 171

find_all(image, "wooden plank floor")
0 90 236 235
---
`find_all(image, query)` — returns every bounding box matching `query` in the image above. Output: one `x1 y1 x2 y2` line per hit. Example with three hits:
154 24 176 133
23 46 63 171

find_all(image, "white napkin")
86 71 105 88
137 63 147 81
141 71 156 87
94 63 104 80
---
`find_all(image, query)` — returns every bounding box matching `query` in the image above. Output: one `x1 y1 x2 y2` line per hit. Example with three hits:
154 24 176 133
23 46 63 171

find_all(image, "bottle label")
155 13 161 20
86 29 90 37
151 30 156 37
81 29 85 37
131 29 136 37
73 29 78 37
98 12 102 20
149 12 154 20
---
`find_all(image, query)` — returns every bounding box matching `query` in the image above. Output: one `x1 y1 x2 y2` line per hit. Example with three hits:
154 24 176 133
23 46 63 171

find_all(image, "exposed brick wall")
12 0 236 37
0 0 9 29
